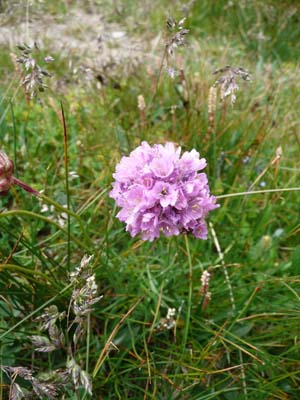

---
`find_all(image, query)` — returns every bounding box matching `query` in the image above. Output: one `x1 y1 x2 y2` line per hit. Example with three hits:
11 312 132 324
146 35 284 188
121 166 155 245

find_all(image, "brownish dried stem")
93 295 145 377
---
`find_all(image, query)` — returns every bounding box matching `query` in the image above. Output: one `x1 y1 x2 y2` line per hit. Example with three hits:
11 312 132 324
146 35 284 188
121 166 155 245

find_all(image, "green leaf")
291 245 300 275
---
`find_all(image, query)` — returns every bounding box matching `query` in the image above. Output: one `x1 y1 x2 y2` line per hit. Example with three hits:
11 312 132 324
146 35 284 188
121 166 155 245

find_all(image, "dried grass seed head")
70 255 102 317
10 382 25 400
2 366 60 400
31 378 59 400
16 42 53 101
158 307 177 331
30 335 57 353
201 270 211 288
69 255 94 283
137 94 146 111
213 65 251 105
67 358 92 396
35 305 66 332
164 15 189 78
165 16 189 57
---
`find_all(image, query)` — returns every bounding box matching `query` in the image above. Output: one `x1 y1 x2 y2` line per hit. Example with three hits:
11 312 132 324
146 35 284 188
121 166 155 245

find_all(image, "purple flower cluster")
110 142 219 241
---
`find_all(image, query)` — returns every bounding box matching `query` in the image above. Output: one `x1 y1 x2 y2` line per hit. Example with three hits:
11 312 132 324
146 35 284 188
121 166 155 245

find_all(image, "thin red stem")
12 176 40 196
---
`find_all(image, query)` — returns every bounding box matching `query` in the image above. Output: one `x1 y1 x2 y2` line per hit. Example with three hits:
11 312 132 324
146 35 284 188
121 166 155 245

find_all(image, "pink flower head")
110 141 219 241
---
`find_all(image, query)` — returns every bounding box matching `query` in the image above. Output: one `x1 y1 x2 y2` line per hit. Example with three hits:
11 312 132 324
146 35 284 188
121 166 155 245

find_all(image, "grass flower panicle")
2 366 60 400
110 141 219 241
213 65 251 105
164 16 189 79
67 358 92 396
157 307 176 331
69 255 102 318
15 42 53 101
200 270 211 293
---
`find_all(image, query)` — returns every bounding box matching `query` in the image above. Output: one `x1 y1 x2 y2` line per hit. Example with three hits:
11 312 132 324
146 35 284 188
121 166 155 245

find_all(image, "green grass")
0 0 300 399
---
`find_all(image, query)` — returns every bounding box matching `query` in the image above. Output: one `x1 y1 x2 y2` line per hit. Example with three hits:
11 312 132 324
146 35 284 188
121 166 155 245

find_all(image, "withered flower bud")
0 150 40 196
0 150 14 194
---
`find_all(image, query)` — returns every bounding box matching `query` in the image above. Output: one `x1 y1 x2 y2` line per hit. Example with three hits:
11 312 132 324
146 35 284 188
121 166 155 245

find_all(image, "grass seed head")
213 65 251 105
165 15 189 78
15 42 53 101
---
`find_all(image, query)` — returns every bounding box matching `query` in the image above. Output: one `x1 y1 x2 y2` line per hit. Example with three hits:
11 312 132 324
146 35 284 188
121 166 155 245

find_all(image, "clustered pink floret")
110 141 219 241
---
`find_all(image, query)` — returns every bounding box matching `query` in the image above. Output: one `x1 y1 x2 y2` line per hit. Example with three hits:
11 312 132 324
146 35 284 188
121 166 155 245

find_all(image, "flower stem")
0 283 73 341
40 193 90 245
182 234 193 352
93 296 145 377
0 209 89 251
148 50 166 111
40 193 81 221
216 187 300 200
61 101 71 270
12 177 40 196
209 222 248 398
86 312 91 374
10 101 17 174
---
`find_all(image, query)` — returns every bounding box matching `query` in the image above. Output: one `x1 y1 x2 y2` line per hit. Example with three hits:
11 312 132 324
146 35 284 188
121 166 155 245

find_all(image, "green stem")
0 283 73 341
0 85 19 127
0 263 58 287
11 178 81 224
10 100 17 174
9 180 90 248
182 234 193 352
216 187 300 200
86 313 91 373
93 296 144 377
40 193 81 222
61 102 71 270
40 193 90 245
148 50 166 112
0 336 2 399
0 210 89 251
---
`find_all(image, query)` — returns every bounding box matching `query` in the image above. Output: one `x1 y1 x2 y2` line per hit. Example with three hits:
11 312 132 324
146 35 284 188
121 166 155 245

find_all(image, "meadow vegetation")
0 0 300 399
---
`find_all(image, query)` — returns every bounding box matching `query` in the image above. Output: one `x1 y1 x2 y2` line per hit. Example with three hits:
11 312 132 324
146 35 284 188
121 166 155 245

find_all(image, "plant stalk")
182 234 193 352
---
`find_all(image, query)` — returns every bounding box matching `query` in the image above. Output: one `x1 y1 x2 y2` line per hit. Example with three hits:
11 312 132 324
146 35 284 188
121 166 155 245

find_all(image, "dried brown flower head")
0 149 40 196
0 150 14 194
